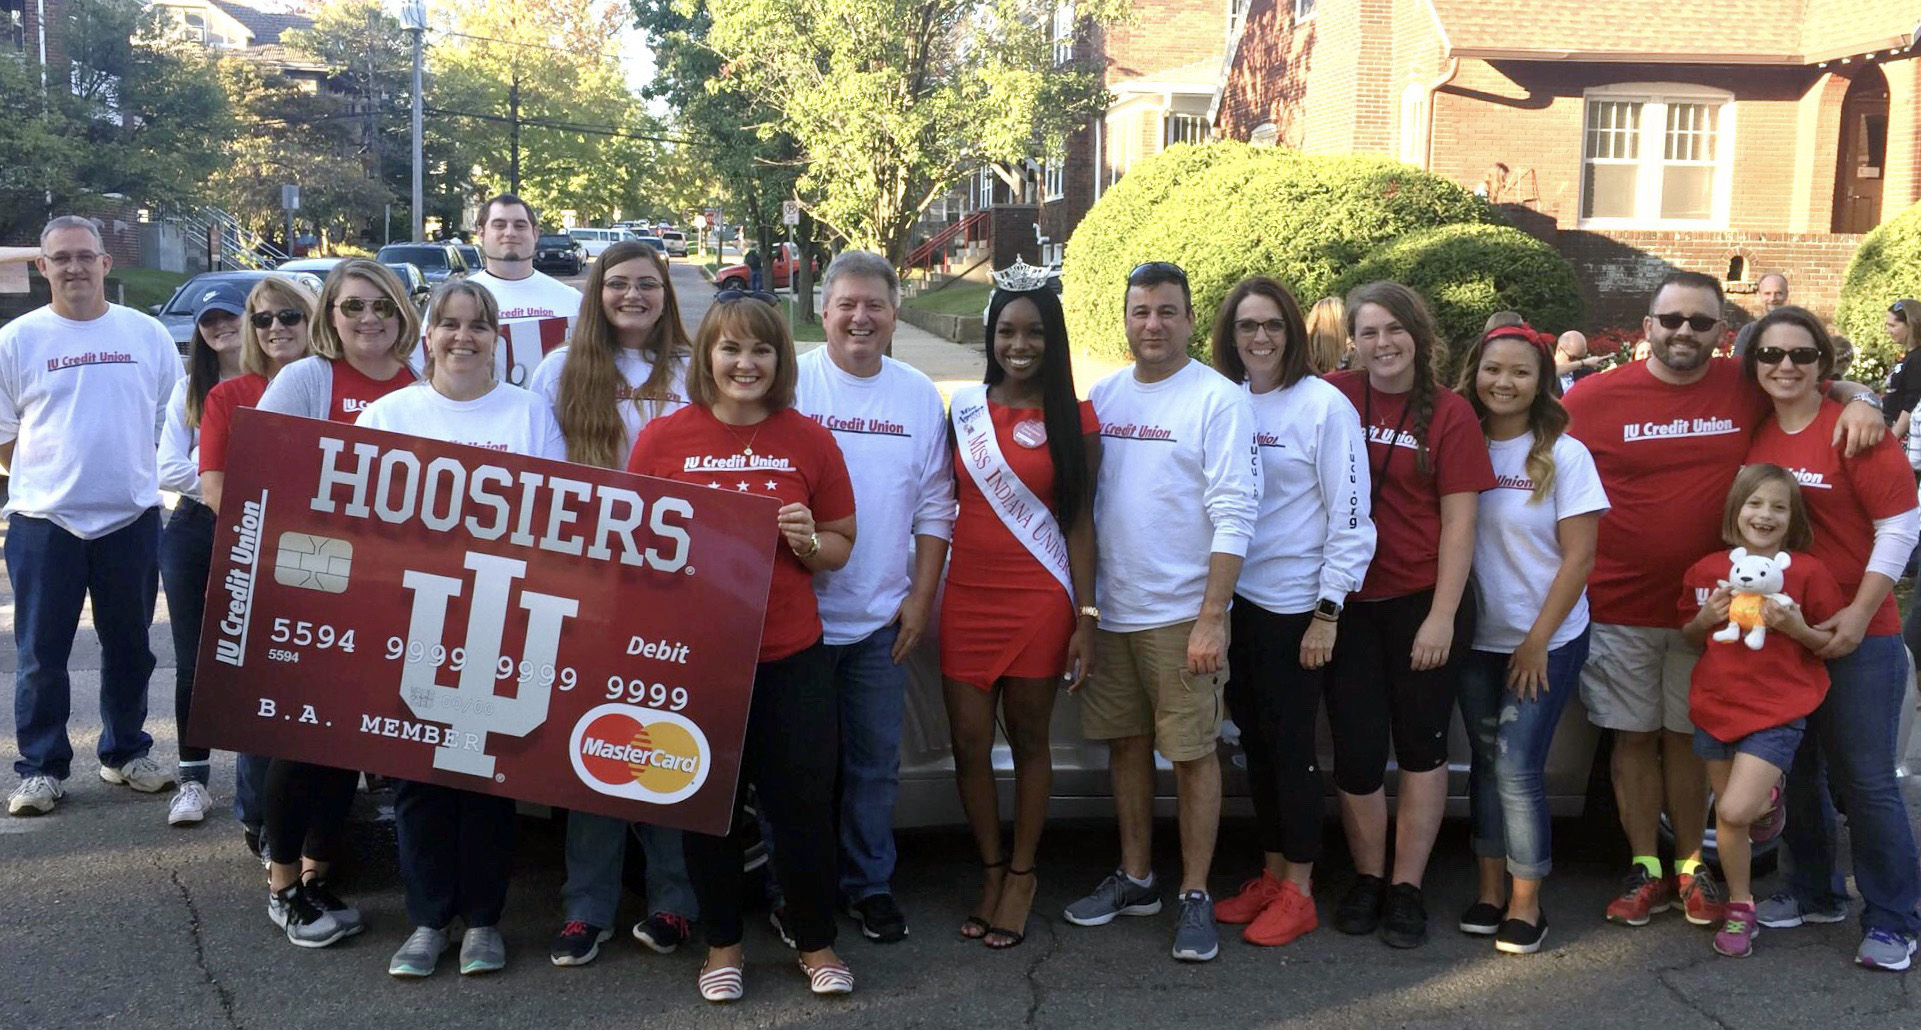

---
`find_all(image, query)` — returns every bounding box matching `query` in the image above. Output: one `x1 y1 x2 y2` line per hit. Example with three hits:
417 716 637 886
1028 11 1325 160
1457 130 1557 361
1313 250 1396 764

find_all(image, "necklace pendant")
742 446 754 457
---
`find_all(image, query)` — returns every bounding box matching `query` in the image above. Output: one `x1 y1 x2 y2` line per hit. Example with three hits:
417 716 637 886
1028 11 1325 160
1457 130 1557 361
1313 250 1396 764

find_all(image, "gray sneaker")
99 755 173 793
1063 869 1162 927
267 884 346 948
8 775 63 816
459 926 507 975
1755 891 1850 929
389 926 450 977
1171 890 1220 962
1857 929 1919 971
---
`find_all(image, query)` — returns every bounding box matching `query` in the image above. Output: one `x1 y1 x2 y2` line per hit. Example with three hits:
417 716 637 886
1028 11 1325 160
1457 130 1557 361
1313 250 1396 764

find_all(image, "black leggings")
1225 601 1325 864
1324 590 1474 796
158 501 216 769
262 759 358 865
684 642 839 951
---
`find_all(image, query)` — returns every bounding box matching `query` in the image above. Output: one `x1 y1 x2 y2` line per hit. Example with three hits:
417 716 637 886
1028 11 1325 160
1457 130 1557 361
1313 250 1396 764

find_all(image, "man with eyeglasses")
468 194 582 386
1 216 184 816
1731 273 1791 357
1563 270 1884 931
1063 261 1259 963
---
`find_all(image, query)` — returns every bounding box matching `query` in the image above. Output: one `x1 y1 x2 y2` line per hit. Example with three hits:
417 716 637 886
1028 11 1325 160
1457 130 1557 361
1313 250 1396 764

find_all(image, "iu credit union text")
308 435 693 571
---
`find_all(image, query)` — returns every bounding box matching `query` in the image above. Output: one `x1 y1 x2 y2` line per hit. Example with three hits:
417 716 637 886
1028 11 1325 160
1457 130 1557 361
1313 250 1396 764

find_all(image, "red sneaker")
1679 868 1728 926
1604 867 1675 926
1214 870 1285 925
1243 880 1318 947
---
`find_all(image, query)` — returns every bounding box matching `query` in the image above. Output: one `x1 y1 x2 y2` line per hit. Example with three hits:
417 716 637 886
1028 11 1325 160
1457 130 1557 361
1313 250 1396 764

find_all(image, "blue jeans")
1783 633 1921 935
561 812 698 927
1458 630 1590 880
9 510 160 779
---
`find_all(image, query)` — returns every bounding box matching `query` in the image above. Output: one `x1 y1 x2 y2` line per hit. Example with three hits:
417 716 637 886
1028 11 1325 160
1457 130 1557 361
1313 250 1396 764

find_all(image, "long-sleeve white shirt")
796 348 957 645
1090 359 1262 631
158 376 203 502
1237 377 1376 614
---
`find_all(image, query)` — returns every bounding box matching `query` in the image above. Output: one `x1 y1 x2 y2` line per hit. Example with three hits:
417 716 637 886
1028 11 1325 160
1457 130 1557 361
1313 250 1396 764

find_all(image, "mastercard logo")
568 703 711 804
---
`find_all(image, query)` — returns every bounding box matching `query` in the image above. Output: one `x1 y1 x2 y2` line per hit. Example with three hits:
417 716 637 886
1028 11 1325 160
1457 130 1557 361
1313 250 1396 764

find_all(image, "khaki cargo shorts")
1081 620 1226 762
1578 623 1700 734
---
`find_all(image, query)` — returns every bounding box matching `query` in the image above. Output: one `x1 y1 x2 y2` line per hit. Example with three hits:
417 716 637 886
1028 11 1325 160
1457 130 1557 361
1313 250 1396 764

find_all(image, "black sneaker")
550 921 612 966
1494 912 1548 955
845 893 909 942
1334 874 1387 935
1379 883 1428 949
1459 901 1504 936
632 912 691 954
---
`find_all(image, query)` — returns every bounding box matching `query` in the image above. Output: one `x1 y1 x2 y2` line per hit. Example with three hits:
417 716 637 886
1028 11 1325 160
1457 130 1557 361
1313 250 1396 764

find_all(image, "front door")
1834 77 1890 233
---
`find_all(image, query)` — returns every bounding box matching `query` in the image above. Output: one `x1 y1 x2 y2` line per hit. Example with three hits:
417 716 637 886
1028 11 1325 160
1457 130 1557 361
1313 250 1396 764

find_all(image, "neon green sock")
1675 857 1705 877
1633 855 1662 878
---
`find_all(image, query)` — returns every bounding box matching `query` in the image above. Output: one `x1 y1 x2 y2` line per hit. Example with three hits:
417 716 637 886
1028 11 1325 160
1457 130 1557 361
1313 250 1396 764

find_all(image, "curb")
899 307 979 350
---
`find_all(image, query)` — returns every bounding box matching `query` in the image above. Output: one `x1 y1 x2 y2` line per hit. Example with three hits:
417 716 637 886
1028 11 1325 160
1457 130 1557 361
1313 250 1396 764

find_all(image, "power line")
423 105 698 146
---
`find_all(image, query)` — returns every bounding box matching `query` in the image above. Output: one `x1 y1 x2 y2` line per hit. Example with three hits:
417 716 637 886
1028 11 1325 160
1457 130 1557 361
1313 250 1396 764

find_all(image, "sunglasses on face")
250 309 305 329
333 297 399 319
715 289 780 305
1234 318 1287 338
1651 312 1721 333
1755 346 1822 366
1127 261 1188 286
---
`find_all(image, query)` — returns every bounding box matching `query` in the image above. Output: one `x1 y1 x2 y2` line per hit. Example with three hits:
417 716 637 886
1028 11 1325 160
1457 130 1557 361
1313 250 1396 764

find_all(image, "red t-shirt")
949 399 1099 583
1566 359 1770 626
197 373 270 475
627 405 856 663
1328 371 1496 600
1747 400 1916 637
331 359 413 423
1680 549 1844 742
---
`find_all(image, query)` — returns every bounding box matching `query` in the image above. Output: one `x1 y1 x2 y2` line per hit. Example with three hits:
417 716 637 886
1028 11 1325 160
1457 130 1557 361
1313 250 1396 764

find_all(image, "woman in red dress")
940 276 1099 949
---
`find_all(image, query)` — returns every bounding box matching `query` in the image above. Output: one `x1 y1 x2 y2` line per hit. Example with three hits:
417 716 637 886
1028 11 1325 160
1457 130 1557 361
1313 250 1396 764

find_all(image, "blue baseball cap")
193 281 250 322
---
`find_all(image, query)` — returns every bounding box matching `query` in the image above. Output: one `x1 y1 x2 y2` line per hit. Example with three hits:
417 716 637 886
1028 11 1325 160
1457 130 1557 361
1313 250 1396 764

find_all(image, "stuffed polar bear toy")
1713 547 1795 651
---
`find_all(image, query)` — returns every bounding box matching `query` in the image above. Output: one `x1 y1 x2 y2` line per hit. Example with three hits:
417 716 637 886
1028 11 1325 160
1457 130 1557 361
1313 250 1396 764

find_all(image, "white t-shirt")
159 376 203 502
0 304 182 538
1470 431 1610 652
1090 359 1262 631
528 344 690 459
465 270 582 387
1238 377 1376 615
357 381 567 461
795 348 956 645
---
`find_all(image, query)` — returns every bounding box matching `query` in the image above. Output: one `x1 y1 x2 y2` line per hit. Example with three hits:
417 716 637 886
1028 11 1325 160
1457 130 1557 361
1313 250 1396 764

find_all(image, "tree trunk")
794 208 816 325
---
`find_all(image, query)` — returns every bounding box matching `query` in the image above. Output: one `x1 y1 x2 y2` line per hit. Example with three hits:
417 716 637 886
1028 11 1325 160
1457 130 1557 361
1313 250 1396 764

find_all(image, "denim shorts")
1692 719 1806 771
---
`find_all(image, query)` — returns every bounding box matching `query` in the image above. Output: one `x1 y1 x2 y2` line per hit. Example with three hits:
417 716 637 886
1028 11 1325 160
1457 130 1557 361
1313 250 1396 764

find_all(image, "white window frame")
1051 2 1075 65
976 166 995 210
1164 113 1209 147
1578 84 1735 230
1044 158 1064 202
1293 0 1316 19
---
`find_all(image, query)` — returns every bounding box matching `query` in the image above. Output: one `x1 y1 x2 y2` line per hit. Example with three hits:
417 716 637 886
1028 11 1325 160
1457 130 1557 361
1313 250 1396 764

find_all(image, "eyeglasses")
249 309 305 329
1234 318 1287 339
333 297 400 319
1128 262 1188 285
715 289 780 305
604 277 664 296
1754 346 1822 366
43 251 102 267
1651 312 1722 333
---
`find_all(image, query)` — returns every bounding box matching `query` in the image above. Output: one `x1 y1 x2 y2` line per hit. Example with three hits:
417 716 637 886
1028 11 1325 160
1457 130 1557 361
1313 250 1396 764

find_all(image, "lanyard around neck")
1362 383 1413 509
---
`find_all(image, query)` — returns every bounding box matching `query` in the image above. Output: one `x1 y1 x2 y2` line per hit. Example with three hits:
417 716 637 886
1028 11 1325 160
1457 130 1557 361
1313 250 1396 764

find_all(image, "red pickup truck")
714 242 821 292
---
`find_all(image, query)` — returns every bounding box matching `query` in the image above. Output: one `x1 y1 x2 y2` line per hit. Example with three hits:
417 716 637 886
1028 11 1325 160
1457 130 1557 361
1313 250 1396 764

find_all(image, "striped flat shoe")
799 957 854 995
697 961 744 1002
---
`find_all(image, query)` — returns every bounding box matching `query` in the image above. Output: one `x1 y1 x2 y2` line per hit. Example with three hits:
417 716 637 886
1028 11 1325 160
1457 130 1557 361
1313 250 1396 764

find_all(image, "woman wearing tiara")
941 260 1100 950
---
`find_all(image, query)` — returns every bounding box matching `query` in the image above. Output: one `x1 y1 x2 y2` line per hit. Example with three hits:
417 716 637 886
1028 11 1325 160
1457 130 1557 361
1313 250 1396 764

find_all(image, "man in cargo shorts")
1061 261 1261 963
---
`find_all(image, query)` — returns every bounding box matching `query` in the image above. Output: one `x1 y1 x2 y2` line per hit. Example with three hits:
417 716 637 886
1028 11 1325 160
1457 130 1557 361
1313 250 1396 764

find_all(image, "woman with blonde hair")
1305 295 1350 373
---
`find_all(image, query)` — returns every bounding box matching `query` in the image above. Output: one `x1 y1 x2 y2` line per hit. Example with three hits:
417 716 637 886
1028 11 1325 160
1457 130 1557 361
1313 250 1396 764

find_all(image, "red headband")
1481 323 1557 356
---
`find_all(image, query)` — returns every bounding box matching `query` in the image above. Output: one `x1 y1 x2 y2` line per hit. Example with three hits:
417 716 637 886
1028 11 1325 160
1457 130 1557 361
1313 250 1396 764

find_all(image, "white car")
567 227 637 260
658 230 688 257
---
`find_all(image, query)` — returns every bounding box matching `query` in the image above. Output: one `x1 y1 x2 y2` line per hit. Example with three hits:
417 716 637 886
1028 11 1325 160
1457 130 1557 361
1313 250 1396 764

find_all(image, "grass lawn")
789 307 826 343
905 280 992 316
114 267 190 312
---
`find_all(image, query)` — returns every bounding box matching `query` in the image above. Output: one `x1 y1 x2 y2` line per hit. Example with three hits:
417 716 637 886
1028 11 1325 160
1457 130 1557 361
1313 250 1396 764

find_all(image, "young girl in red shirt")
1678 463 1844 958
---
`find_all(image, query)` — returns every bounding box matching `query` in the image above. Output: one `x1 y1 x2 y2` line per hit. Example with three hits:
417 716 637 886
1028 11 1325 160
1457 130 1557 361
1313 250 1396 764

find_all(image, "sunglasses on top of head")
332 297 400 319
1127 261 1188 286
1754 346 1822 367
1651 312 1721 333
715 288 780 305
249 309 305 329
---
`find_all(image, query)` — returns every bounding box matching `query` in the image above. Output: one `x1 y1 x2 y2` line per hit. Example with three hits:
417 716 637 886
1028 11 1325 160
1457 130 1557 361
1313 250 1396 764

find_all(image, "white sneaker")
168 781 212 826
8 775 63 816
100 755 174 793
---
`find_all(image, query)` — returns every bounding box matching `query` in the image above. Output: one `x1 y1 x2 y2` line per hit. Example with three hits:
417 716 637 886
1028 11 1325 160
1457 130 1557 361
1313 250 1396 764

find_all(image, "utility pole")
508 71 521 194
402 1 426 241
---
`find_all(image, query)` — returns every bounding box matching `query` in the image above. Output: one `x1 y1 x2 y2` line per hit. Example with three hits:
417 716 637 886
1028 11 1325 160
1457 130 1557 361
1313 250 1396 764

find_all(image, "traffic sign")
781 201 800 226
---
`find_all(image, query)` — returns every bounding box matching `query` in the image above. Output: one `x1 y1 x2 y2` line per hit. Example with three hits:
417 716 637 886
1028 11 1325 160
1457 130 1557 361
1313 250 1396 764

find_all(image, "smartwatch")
1313 599 1342 622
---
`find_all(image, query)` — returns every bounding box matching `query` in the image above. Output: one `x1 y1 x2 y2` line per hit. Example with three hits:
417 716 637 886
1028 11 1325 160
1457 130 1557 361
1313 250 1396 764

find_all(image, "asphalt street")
4 260 1921 1028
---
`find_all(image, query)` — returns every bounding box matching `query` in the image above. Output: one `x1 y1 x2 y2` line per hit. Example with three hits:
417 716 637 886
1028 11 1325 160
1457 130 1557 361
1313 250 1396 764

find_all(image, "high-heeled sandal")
985 866 1037 950
961 857 1008 940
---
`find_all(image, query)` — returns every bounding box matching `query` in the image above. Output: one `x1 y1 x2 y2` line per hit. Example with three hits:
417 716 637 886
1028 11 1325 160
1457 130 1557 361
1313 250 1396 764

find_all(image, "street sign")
781 200 800 226
281 184 300 211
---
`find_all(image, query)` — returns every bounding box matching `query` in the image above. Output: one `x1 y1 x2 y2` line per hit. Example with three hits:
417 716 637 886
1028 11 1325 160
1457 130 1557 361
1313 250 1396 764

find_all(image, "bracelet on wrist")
792 532 820 559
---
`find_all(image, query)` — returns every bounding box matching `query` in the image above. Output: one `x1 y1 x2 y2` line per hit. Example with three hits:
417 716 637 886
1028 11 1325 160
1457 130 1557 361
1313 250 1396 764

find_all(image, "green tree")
282 0 422 237
697 0 1127 264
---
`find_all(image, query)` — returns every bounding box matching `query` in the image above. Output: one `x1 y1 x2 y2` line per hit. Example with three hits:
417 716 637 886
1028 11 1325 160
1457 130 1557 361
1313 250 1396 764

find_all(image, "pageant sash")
951 385 1074 602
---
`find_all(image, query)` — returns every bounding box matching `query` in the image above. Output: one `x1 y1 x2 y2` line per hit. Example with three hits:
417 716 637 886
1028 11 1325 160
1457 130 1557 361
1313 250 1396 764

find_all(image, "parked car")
455 243 483 275
634 235 668 259
151 269 325 353
567 227 637 260
714 242 820 292
275 257 347 277
375 243 464 284
384 262 432 307
658 230 688 257
533 234 585 276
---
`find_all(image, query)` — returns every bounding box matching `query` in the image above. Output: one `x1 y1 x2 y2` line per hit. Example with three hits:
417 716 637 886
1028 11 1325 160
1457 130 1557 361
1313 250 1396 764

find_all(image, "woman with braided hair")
1324 282 1496 949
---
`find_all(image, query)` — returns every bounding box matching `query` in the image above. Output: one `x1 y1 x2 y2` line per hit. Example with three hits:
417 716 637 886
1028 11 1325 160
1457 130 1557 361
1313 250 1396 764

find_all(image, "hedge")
1062 143 1493 362
1330 223 1585 383
1835 200 1921 384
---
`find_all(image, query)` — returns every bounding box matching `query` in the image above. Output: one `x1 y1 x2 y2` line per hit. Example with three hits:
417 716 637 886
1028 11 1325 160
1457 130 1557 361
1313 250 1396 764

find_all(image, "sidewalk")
799 318 1130 403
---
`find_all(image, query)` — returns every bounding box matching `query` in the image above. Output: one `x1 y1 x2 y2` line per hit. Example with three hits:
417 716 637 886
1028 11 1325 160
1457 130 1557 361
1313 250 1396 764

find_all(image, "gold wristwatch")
1078 605 1100 620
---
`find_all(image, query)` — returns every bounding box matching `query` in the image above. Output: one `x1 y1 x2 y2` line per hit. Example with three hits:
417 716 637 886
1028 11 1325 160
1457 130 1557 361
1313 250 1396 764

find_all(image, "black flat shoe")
1459 901 1504 936
1495 912 1548 955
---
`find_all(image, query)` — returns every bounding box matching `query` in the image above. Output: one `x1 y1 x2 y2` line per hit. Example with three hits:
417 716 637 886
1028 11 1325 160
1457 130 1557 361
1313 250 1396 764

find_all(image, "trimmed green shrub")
1062 143 1493 362
1331 223 1585 383
1835 201 1921 384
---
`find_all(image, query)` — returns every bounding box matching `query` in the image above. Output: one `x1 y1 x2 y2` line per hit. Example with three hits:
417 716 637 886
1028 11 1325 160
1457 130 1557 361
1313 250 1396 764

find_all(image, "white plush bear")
1713 547 1795 651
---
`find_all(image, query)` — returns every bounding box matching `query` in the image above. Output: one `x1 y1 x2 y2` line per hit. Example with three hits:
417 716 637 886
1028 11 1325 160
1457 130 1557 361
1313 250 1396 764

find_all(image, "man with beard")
466 194 582 386
1564 270 1883 931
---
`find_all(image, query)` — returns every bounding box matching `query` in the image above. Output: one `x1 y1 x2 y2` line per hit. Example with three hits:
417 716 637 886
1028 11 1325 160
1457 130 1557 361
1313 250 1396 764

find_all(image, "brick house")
1213 0 1921 328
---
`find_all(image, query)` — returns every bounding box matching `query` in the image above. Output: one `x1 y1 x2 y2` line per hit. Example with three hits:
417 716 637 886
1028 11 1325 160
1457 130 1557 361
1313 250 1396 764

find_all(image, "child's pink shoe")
1749 781 1786 844
1714 902 1758 958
